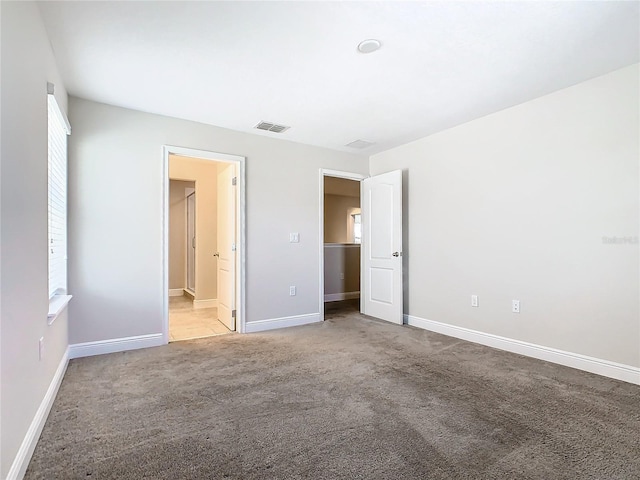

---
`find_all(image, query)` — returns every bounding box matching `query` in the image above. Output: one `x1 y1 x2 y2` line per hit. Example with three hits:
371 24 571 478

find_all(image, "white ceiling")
39 1 639 155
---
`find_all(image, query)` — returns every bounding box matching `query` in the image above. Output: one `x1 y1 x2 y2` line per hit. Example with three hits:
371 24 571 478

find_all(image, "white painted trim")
324 291 360 302
319 168 367 323
162 148 170 344
405 314 640 385
321 169 368 181
245 313 321 333
319 170 324 322
162 145 246 338
69 334 164 359
193 298 218 309
47 88 71 134
7 347 69 480
323 243 362 248
47 294 72 325
168 289 184 297
165 145 243 164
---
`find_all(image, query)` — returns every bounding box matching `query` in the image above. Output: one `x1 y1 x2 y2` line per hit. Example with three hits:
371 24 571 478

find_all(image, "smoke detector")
357 39 382 54
255 121 290 133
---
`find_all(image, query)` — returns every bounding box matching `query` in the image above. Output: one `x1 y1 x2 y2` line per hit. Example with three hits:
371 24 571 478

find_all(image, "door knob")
213 252 219 257
392 251 402 257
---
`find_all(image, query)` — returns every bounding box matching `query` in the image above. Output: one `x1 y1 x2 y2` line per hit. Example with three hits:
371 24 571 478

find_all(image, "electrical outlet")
512 300 520 313
471 295 478 307
39 337 44 360
289 286 296 296
289 233 300 243
340 273 344 280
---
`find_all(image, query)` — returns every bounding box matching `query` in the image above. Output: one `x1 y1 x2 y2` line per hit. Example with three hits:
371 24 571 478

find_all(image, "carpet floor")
26 307 640 479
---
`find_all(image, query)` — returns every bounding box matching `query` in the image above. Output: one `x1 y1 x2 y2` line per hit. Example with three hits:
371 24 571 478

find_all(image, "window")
352 213 362 244
47 84 72 322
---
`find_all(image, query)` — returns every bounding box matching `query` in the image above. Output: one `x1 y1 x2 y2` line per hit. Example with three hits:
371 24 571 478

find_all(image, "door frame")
318 168 368 321
185 190 196 294
162 145 247 342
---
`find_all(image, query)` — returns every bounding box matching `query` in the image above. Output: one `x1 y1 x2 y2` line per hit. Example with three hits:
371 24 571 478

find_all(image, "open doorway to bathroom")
167 154 238 341
322 174 363 319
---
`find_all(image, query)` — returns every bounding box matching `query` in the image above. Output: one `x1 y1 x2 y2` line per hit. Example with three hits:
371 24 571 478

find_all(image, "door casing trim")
162 145 246 342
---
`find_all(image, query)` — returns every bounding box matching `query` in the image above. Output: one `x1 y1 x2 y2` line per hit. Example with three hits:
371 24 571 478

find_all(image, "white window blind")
48 92 71 299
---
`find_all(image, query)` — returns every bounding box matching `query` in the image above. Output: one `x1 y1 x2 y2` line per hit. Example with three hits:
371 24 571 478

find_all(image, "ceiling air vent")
346 139 375 149
255 121 290 133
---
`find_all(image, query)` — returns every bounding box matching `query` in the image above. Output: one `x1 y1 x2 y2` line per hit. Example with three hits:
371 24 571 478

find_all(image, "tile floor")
169 294 232 342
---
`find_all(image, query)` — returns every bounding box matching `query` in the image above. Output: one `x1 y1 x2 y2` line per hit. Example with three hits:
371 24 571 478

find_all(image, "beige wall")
324 194 361 243
168 180 194 290
370 64 640 368
325 176 360 197
67 98 368 343
170 156 218 301
0 2 70 477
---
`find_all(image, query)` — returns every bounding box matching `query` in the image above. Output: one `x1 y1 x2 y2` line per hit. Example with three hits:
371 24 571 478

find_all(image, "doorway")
319 170 367 320
322 175 362 318
168 166 229 341
319 168 404 325
163 146 246 343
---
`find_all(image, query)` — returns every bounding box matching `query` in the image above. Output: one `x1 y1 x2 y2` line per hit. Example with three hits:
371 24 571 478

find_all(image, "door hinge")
232 176 237 186
231 242 236 252
232 309 236 318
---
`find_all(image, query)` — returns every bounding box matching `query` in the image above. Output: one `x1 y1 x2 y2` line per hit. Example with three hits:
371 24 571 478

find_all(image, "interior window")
352 213 361 244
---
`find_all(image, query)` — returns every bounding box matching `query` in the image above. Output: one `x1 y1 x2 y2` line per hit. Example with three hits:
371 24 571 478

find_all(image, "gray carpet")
26 306 640 479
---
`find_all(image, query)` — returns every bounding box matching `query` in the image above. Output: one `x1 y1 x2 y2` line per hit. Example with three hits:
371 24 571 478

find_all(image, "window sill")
48 294 72 325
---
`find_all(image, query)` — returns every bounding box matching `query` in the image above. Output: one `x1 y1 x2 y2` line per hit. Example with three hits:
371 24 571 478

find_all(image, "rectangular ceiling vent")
346 139 375 149
255 121 290 133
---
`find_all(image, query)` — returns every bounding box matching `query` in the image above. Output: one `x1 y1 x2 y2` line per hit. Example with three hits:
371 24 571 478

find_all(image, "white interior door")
186 192 196 293
362 170 403 324
217 164 236 330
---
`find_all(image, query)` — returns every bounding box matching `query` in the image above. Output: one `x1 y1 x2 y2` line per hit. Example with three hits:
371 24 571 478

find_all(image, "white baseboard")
168 289 184 297
7 347 69 480
69 333 164 359
324 291 360 302
193 298 218 309
245 313 321 333
404 314 640 385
